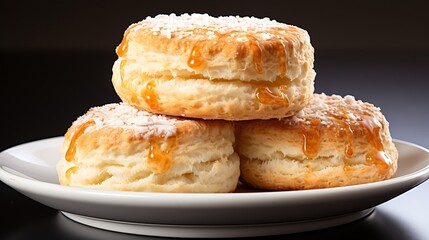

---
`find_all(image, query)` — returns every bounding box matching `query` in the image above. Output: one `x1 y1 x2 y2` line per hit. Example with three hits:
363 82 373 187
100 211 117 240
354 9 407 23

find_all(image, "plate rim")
0 137 429 202
1 137 429 228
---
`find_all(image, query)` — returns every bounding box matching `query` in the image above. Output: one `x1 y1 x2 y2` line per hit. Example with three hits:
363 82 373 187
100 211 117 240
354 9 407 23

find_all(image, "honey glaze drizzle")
344 128 355 158
185 28 294 77
295 100 392 175
328 114 356 172
65 120 96 162
116 24 139 57
65 166 79 185
119 60 161 110
331 115 355 159
246 34 264 73
142 80 160 110
270 27 296 76
147 136 177 173
187 42 206 70
301 118 322 159
256 85 289 107
119 59 127 81
276 40 287 76
338 119 355 173
361 116 393 173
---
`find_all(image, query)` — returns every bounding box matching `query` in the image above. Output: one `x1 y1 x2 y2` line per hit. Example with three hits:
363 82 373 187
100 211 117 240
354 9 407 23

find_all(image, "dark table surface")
1 51 428 239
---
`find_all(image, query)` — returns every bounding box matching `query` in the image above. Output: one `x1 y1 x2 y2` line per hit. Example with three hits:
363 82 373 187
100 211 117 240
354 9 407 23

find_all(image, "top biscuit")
112 13 315 120
117 13 314 82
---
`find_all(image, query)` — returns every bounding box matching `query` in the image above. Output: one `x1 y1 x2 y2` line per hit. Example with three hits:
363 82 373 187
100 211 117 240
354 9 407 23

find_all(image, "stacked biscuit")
57 13 398 192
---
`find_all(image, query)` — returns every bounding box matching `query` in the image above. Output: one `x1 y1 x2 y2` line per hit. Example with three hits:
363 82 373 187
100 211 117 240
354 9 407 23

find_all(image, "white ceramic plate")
1 137 429 238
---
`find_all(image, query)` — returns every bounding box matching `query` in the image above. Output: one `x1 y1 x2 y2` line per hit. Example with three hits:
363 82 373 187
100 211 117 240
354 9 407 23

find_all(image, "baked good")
56 103 240 193
236 93 398 190
112 13 315 120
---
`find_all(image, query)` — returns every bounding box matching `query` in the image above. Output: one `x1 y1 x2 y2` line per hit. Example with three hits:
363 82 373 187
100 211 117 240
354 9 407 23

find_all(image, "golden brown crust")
113 13 315 120
236 93 398 190
117 13 314 82
56 103 240 193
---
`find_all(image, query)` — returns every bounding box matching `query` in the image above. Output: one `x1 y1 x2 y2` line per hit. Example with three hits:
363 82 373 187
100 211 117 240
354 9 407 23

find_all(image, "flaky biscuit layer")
236 93 398 190
113 13 315 120
112 59 315 120
57 103 240 193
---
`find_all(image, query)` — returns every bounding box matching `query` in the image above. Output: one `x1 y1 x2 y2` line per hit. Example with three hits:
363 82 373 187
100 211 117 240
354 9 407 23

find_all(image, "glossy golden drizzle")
119 60 160 110
331 115 355 158
119 25 298 109
246 34 264 73
65 166 79 185
344 133 354 158
302 118 322 159
186 30 234 70
276 40 287 76
187 31 268 73
291 95 392 176
142 80 160 110
119 59 127 81
339 120 355 173
328 114 355 172
120 23 300 77
187 42 206 70
255 86 289 107
271 27 296 75
116 24 139 57
147 136 177 173
65 120 96 162
329 113 392 174
361 116 393 172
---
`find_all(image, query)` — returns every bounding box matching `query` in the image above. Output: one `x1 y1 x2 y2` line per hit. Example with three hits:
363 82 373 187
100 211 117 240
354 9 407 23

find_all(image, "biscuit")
112 13 315 120
56 103 240 193
236 93 398 190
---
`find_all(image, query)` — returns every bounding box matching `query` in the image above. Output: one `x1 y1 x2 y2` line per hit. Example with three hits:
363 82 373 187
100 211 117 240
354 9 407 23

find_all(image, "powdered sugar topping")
290 93 382 126
72 103 177 138
139 13 289 39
